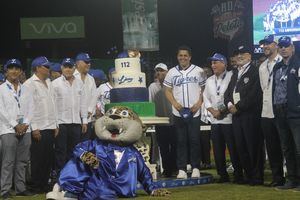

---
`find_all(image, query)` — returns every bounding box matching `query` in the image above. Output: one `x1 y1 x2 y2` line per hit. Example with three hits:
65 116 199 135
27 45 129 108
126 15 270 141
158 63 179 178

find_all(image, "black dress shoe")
16 190 37 197
216 176 230 183
1 192 12 200
276 181 297 190
233 177 247 184
269 181 285 187
249 180 264 186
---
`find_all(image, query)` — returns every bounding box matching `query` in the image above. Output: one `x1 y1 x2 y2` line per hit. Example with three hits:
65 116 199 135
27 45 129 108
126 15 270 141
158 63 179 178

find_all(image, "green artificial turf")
14 169 300 200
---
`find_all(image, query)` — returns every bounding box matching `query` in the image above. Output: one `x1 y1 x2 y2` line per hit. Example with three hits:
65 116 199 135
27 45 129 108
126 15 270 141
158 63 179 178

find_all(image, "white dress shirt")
95 82 113 115
203 71 233 124
227 62 251 108
74 69 97 123
0 80 30 135
21 74 57 131
259 54 282 118
148 81 161 102
52 75 88 125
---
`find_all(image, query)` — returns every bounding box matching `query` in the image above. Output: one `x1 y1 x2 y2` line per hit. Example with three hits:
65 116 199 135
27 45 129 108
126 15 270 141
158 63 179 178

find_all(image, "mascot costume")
47 106 170 200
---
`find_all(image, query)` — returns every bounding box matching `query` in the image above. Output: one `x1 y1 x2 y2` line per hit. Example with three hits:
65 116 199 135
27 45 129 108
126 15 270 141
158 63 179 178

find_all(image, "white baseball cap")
154 63 168 71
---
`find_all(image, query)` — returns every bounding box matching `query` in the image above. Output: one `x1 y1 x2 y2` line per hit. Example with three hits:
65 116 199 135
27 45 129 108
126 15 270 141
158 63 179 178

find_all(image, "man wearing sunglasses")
74 53 97 141
272 36 300 191
22 56 58 193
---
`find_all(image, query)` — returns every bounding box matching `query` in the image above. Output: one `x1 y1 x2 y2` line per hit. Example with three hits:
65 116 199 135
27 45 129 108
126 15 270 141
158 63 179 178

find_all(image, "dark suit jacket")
224 62 262 116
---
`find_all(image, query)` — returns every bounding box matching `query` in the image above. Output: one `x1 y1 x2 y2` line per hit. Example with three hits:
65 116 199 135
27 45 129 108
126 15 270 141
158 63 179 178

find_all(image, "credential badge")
243 77 249 84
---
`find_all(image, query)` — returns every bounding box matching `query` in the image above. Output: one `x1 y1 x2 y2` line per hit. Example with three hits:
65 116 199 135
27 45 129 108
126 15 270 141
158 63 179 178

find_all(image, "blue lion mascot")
46 106 170 200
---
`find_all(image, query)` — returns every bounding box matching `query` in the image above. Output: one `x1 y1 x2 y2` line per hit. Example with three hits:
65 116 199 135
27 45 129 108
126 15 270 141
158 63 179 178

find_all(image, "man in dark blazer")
224 45 263 185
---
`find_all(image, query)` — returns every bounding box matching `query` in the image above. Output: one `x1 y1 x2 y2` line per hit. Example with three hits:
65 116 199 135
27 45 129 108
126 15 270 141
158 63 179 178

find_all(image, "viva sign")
211 0 244 41
20 17 85 39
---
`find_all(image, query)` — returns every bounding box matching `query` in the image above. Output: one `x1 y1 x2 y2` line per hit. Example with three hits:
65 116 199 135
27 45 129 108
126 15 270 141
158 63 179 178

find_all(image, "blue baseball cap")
117 51 129 58
278 36 292 48
50 63 62 72
108 67 115 74
4 58 22 70
89 69 107 81
259 35 276 45
0 73 5 82
179 107 193 121
75 53 91 62
61 58 75 67
31 56 51 68
208 53 227 64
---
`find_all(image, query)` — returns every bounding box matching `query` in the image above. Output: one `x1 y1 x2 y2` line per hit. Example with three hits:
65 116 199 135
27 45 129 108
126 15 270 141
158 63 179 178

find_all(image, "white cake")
112 57 146 88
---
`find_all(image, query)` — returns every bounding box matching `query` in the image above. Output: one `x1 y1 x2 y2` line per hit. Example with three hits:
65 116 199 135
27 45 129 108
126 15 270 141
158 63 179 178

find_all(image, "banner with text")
20 16 85 40
122 0 159 51
211 0 252 55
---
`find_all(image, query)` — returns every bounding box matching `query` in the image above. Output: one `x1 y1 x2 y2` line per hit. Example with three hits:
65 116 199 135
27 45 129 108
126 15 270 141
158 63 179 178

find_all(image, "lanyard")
266 61 273 88
214 71 227 96
279 66 288 82
234 64 250 92
6 83 21 108
266 57 281 89
237 64 250 82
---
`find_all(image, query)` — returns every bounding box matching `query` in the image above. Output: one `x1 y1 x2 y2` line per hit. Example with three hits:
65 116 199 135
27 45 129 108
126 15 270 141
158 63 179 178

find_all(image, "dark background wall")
0 0 244 69
0 0 232 64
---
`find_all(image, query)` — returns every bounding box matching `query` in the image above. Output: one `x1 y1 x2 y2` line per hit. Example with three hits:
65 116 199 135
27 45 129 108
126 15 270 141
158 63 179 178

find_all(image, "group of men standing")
0 53 103 199
152 35 300 192
0 34 299 199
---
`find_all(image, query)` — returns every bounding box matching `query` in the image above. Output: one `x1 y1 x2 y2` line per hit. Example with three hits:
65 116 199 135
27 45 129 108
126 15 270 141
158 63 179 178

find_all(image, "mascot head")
95 106 144 146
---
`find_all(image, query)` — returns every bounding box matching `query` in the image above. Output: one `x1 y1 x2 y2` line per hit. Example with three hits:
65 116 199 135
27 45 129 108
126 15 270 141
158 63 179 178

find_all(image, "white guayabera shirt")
52 75 88 125
21 74 57 131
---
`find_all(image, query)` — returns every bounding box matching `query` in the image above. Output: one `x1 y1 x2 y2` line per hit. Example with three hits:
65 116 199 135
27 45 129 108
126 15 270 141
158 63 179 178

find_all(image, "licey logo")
211 0 245 40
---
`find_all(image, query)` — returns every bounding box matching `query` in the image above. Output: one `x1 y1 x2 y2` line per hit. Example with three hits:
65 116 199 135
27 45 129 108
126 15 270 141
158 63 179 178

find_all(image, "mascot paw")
80 152 99 169
151 189 171 197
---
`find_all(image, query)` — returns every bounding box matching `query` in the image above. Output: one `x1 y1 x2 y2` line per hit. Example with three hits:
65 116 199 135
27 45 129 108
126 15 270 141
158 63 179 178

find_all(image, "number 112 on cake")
121 62 130 68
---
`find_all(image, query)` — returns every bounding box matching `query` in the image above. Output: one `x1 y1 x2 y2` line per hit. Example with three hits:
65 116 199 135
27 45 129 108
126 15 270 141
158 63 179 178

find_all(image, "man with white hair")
224 45 263 186
74 53 97 141
204 53 242 183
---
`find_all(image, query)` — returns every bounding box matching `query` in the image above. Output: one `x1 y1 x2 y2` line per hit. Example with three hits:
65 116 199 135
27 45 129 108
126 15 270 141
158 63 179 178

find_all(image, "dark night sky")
0 0 230 67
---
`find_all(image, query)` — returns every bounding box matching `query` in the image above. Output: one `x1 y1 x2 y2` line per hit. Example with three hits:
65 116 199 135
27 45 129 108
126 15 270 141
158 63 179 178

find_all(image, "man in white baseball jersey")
164 46 206 179
52 58 88 176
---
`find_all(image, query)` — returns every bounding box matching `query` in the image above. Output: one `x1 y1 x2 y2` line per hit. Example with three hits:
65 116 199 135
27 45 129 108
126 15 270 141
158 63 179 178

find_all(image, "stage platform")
137 173 213 189
46 173 213 199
